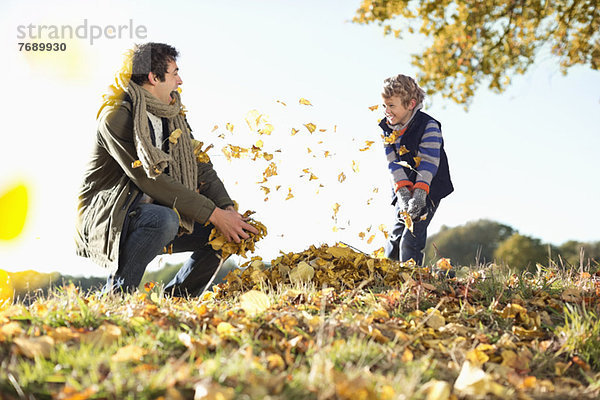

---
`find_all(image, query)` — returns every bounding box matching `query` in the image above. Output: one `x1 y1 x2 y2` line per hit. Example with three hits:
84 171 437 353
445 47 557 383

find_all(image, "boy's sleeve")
413 120 443 193
384 133 413 192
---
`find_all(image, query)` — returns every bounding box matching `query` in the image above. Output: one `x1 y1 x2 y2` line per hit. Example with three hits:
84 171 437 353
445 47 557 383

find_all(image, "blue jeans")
384 199 439 266
103 203 220 296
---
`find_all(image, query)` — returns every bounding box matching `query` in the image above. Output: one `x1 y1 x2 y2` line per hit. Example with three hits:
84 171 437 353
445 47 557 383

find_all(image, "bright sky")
1 0 599 277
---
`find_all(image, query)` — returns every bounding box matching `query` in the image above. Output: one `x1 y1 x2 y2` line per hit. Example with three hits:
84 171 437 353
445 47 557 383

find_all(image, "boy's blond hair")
382 74 425 107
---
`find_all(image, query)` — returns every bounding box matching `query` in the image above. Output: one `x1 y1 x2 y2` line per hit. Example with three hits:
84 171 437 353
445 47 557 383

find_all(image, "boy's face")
382 95 416 126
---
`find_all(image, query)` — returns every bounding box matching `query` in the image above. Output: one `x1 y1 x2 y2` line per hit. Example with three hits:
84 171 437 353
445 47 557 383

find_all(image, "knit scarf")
125 81 198 234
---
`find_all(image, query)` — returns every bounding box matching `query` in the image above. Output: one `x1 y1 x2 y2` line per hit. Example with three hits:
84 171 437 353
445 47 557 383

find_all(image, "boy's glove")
407 188 427 220
396 186 412 213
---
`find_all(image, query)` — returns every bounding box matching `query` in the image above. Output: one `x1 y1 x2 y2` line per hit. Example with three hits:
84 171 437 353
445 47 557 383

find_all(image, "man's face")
153 60 183 104
382 95 415 126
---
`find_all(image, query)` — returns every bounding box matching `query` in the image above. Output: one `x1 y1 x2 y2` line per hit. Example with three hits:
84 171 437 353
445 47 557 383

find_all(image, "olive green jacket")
75 101 233 272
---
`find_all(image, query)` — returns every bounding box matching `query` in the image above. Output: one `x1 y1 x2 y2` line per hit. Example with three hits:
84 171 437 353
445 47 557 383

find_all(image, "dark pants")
385 199 439 266
103 203 221 296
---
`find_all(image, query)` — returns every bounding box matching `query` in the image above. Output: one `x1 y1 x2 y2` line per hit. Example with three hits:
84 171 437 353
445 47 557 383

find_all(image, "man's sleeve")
196 160 234 208
98 106 217 223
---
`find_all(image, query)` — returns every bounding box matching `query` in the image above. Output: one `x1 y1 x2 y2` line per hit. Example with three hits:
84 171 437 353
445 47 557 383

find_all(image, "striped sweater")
384 109 443 194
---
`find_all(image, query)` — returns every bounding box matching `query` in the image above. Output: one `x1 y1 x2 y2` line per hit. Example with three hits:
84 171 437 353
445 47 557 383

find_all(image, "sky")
1 0 599 277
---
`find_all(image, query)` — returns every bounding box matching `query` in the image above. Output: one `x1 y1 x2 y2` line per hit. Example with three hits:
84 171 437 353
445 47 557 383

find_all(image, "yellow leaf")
368 104 379 111
169 128 182 144
13 336 55 358
426 311 446 330
338 172 346 183
398 211 413 233
436 258 452 270
309 173 318 181
266 353 285 370
413 156 421 167
239 290 271 316
352 160 359 173
286 188 294 200
289 261 314 284
277 100 287 106
397 145 409 155
0 183 28 240
258 123 274 135
111 345 147 363
332 203 340 218
217 322 234 337
0 321 22 340
211 125 218 132
367 234 375 244
304 123 316 133
226 123 234 133
561 288 582 302
299 97 312 106
81 322 123 346
454 361 506 397
359 140 375 151
0 269 14 305
291 128 299 136
466 349 489 366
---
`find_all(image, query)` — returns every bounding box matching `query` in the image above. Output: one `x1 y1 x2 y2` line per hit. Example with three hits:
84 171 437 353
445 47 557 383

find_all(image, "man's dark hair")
130 42 179 85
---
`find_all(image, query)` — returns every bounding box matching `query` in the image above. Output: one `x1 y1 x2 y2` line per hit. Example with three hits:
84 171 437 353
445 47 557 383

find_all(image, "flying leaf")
286 188 294 200
352 160 359 173
304 123 316 133
332 203 340 218
413 156 421 167
368 105 379 111
131 160 142 169
299 98 313 106
359 141 375 151
291 128 299 136
397 145 410 155
0 183 28 241
211 125 218 132
226 123 234 133
338 172 346 183
277 100 287 106
398 211 413 233
168 128 182 144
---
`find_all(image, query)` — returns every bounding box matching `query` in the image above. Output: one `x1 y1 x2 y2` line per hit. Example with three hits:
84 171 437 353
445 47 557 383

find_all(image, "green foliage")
557 304 600 370
353 0 600 106
494 233 549 271
425 219 515 266
558 240 600 267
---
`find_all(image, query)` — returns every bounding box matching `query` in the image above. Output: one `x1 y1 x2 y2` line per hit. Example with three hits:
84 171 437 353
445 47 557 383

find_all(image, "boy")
379 74 453 265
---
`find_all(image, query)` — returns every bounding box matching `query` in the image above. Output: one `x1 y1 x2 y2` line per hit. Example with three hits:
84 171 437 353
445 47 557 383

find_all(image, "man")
75 42 257 295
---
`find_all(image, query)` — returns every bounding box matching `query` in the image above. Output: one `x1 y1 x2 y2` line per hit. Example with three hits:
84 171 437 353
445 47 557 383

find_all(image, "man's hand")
209 207 259 243
407 188 427 220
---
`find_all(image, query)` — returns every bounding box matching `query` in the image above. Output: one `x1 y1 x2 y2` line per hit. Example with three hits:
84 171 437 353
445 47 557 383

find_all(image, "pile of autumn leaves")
2 243 600 399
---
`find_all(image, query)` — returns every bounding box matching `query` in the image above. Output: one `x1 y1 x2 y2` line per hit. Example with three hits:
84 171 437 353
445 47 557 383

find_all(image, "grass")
1 247 600 399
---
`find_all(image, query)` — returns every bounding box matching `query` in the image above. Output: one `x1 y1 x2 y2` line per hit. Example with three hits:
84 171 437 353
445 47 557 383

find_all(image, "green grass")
2 257 600 399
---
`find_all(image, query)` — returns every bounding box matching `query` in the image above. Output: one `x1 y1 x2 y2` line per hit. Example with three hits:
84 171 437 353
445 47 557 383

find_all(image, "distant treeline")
425 219 600 270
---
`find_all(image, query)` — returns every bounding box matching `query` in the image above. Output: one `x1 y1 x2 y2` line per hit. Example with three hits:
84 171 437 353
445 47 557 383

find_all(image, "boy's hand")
396 186 412 213
407 188 427 220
